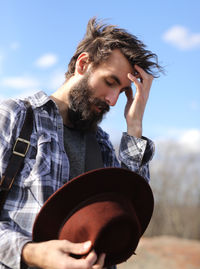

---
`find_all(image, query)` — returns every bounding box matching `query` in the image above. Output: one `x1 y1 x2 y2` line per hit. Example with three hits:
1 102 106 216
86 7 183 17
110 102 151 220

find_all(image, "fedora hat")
32 167 154 267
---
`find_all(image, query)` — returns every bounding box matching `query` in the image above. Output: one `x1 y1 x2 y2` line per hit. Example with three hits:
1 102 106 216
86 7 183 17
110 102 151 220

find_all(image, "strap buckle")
13 138 30 157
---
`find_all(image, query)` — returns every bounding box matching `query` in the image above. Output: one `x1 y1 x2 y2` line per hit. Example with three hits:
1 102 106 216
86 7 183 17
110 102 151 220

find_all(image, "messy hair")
65 17 163 79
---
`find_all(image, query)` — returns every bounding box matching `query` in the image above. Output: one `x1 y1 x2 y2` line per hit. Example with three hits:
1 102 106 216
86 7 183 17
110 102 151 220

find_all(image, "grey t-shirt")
63 125 86 179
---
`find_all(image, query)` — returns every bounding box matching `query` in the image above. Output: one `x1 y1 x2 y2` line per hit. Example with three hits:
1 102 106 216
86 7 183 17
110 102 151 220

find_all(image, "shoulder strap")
0 102 33 212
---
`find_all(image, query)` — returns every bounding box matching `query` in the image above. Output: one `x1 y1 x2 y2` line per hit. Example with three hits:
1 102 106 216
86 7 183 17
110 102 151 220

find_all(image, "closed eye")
105 79 115 87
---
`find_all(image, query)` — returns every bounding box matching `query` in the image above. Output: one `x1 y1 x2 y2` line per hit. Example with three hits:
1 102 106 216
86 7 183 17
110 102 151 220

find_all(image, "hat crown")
58 193 141 266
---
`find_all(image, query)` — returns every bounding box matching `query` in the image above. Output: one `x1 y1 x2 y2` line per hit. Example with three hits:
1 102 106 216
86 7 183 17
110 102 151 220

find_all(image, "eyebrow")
109 75 132 92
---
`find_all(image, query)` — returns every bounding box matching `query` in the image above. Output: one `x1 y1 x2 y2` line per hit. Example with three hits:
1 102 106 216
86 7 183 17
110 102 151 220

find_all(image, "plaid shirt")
0 91 154 269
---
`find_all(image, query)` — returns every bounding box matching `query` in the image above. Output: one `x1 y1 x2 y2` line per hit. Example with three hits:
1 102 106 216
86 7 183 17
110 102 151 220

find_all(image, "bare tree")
145 139 200 240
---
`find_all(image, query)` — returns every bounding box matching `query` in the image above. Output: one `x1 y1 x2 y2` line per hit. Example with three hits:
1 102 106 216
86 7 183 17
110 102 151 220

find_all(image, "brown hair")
65 17 163 79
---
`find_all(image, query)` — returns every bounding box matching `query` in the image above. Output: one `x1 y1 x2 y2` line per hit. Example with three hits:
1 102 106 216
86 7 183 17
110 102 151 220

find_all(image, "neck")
50 80 72 125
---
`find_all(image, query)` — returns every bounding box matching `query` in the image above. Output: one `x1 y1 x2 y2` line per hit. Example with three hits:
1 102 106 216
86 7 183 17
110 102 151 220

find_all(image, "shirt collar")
27 91 56 109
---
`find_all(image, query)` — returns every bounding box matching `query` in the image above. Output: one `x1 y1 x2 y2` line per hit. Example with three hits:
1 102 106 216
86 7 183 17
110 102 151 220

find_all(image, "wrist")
127 122 142 138
21 242 38 268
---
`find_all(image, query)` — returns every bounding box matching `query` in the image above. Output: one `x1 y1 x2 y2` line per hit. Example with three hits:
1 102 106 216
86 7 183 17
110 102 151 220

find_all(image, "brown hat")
32 167 154 267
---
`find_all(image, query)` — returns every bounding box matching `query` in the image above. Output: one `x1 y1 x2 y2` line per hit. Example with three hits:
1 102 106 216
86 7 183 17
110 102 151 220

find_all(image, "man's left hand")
125 64 154 138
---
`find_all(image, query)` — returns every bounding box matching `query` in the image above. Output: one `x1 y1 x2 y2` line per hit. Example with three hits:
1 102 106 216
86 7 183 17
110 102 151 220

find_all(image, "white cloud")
155 128 200 154
35 53 58 69
163 25 200 50
1 76 39 89
179 129 200 152
10 42 20 50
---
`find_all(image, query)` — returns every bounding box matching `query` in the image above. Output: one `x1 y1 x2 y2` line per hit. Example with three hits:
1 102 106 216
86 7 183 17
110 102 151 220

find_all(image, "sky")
0 0 200 150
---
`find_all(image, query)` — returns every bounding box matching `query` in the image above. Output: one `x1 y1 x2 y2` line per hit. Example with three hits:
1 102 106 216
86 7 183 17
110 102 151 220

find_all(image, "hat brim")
33 167 154 243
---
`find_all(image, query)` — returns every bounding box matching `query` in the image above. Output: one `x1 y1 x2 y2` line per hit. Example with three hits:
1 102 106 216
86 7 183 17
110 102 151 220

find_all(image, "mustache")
92 98 110 114
67 98 110 132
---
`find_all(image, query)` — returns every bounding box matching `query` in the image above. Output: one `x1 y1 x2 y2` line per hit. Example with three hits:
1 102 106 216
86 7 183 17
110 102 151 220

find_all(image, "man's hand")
125 64 154 138
22 240 106 269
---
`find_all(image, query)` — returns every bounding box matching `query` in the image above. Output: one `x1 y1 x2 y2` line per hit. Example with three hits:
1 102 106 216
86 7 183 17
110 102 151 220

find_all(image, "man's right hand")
22 240 105 269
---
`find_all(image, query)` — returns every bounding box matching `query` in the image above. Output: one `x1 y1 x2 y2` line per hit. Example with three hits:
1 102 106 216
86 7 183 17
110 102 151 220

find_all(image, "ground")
118 236 200 269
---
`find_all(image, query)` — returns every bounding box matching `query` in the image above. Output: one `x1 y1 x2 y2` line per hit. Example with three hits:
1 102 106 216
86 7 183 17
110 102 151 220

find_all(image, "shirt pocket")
21 133 52 188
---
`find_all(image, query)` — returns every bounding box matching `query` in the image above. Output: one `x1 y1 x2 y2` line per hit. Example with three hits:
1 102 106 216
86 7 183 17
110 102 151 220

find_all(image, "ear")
75 52 90 75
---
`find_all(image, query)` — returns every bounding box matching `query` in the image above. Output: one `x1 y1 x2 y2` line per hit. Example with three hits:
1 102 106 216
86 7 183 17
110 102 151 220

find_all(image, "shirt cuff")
119 132 155 166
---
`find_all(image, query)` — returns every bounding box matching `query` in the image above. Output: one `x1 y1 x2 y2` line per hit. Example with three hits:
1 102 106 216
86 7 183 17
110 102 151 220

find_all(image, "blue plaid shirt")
0 91 154 269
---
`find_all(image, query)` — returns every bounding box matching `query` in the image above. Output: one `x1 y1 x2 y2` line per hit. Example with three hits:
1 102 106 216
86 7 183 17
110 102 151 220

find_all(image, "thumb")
61 240 92 255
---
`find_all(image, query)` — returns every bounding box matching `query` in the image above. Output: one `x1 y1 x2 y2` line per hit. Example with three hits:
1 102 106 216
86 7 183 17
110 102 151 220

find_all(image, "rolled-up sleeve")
119 132 155 182
0 220 31 269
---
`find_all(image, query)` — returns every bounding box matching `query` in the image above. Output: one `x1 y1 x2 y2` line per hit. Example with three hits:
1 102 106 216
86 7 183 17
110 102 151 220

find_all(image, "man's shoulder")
0 91 53 117
0 97 26 117
1 91 50 107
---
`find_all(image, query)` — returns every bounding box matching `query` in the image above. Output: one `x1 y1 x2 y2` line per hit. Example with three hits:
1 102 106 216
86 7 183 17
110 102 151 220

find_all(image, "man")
0 18 162 269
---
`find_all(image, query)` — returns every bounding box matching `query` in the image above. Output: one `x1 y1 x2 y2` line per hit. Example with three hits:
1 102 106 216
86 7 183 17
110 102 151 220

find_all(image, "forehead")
92 49 134 84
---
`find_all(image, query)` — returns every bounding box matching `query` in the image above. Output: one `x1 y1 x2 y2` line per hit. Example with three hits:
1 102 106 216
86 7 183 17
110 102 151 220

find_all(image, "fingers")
134 64 154 82
73 249 105 269
128 65 154 85
127 73 141 88
85 250 98 266
68 250 97 269
127 65 153 101
74 251 105 269
61 241 102 269
92 253 106 269
60 240 92 255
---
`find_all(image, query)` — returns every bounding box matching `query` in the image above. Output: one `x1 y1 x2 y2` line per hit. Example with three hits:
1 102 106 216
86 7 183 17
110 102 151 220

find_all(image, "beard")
67 74 110 132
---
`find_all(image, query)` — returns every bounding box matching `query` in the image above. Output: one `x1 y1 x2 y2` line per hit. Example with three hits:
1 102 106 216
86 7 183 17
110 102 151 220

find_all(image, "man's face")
68 49 134 132
87 49 134 107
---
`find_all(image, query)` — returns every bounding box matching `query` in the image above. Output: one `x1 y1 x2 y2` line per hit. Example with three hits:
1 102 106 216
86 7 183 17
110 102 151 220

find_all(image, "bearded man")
0 18 162 269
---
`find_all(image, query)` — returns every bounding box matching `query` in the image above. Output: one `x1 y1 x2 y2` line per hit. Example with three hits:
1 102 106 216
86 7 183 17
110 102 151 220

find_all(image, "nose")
104 90 120 106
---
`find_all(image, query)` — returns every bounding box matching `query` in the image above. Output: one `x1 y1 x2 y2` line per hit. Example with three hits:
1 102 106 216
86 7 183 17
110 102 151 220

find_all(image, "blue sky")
0 0 199 146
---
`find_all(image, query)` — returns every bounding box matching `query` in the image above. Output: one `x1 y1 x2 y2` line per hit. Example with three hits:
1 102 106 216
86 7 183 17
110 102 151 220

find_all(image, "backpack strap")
0 102 33 212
